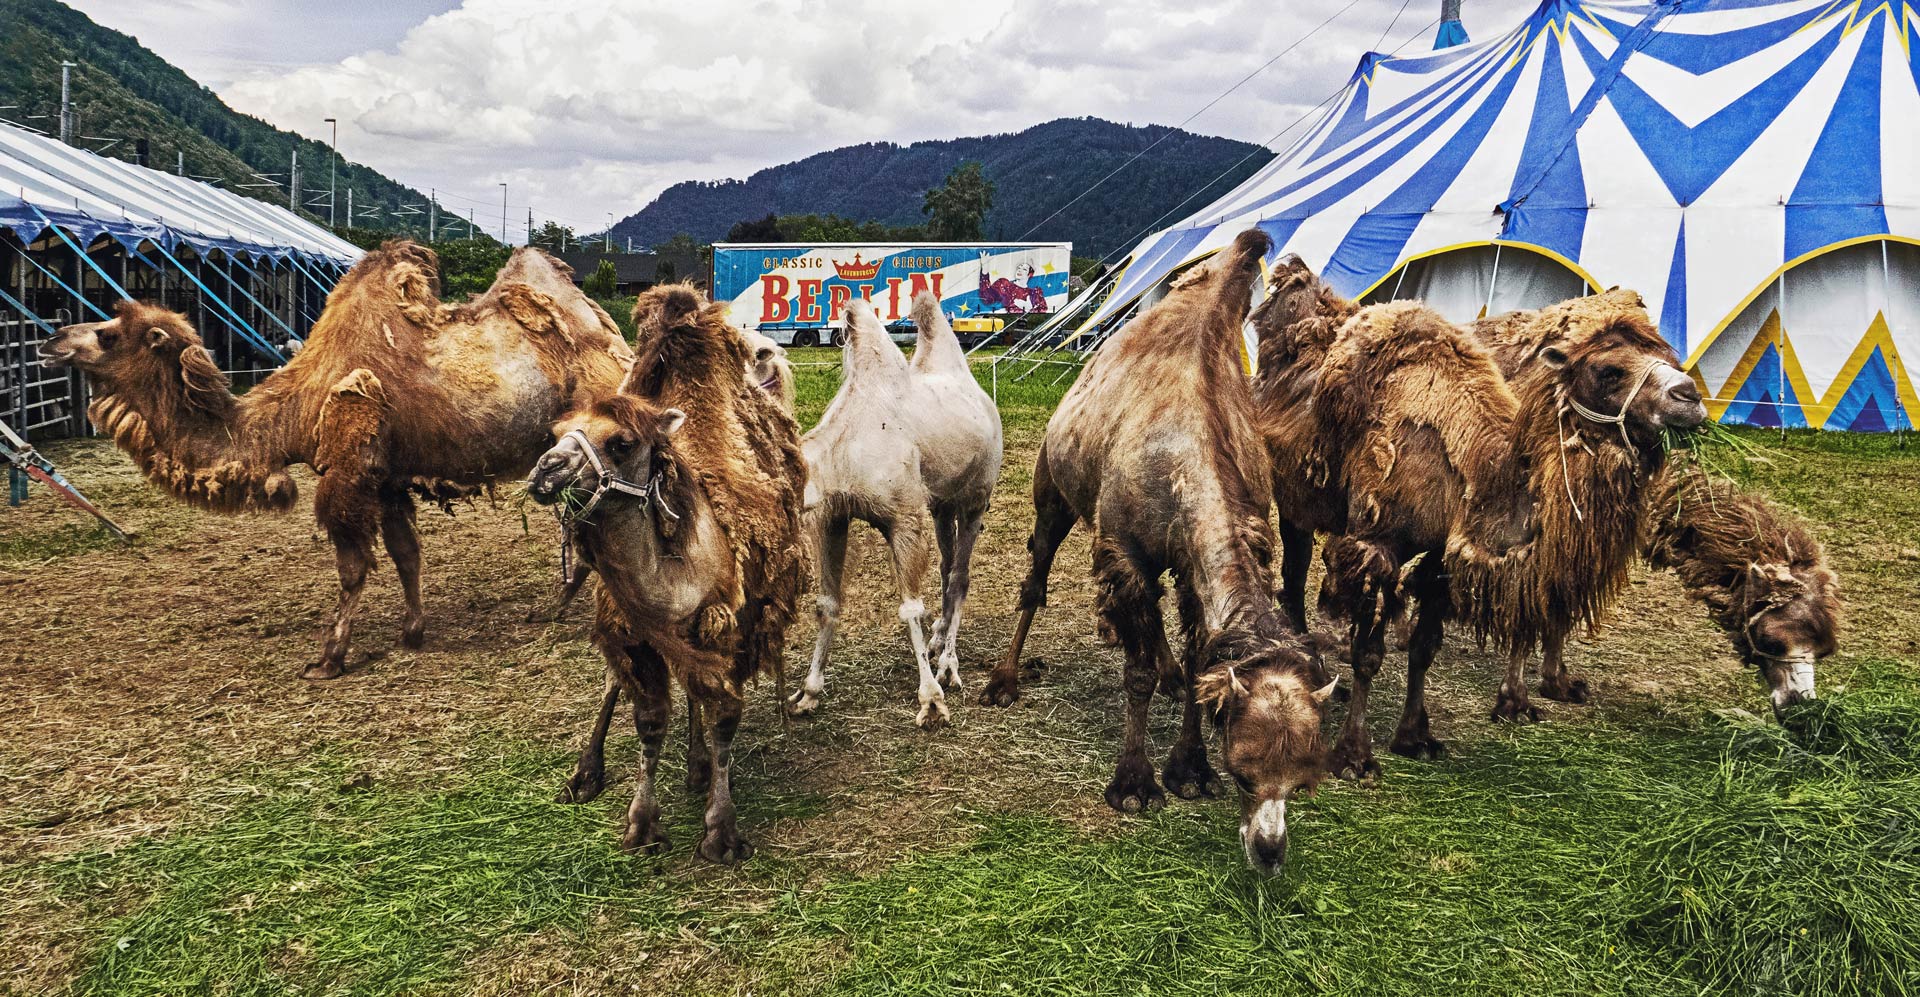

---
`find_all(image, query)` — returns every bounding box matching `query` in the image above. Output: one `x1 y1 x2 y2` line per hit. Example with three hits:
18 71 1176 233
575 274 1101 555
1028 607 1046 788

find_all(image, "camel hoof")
400 625 426 650
1388 734 1448 762
1329 747 1380 782
787 690 821 717
917 699 951 731
300 659 346 681
980 676 1020 708
1539 676 1591 704
1161 749 1220 800
696 829 754 864
1490 690 1541 724
1104 782 1166 815
937 657 964 690
621 822 670 856
555 768 605 804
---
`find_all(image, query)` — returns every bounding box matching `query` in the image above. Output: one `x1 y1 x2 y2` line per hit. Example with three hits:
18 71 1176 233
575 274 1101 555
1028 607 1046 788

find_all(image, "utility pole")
176 151 184 176
606 213 614 251
347 187 353 227
468 208 475 242
499 183 508 243
526 208 533 248
58 62 76 144
428 189 436 241
324 117 338 227
289 149 300 211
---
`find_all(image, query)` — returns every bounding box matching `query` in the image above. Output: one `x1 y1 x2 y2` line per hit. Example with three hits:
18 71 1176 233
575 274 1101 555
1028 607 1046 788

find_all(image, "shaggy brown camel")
794 292 1003 728
41 243 632 679
1643 463 1841 714
991 229 1335 875
1253 270 1704 776
527 284 805 860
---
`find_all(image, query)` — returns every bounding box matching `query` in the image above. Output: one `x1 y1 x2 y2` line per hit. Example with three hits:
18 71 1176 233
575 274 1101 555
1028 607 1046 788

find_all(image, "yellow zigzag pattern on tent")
1696 308 1919 428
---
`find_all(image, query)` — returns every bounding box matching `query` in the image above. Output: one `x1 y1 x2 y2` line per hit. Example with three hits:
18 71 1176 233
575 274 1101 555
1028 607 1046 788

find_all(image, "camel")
528 325 796 625
990 230 1336 875
1642 463 1841 715
793 291 1003 728
40 243 633 679
527 284 805 861
1253 270 1704 776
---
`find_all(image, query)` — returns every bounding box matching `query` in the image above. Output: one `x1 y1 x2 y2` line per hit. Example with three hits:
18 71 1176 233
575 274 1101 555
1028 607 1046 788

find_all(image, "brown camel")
795 292 1003 728
991 230 1335 875
1253 270 1705 776
40 243 633 678
528 283 805 860
1642 463 1841 714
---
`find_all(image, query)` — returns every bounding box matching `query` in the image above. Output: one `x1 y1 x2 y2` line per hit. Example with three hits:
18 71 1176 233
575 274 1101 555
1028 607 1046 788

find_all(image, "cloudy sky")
71 0 1536 240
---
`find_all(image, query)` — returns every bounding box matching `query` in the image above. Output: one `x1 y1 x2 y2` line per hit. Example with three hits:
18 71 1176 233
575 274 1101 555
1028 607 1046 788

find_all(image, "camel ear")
1538 344 1570 369
656 408 686 438
147 326 171 349
1310 677 1339 705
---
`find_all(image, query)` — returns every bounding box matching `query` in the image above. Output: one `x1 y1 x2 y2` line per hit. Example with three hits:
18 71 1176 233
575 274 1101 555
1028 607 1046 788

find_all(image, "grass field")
3 347 1918 995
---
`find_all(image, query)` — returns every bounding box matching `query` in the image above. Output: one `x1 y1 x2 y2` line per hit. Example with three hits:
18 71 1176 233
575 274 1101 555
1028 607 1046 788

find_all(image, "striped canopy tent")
1074 0 1919 431
0 122 361 265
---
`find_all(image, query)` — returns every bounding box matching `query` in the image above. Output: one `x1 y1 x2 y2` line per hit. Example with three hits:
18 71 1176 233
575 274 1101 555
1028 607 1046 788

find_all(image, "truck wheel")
830 329 846 347
792 330 818 348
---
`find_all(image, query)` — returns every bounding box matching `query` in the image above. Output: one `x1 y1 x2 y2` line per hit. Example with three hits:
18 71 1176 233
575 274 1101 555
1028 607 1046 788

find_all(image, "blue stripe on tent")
1314 40 1508 164
1594 5 1820 75
1255 216 1306 258
1659 218 1687 356
1505 0 1679 211
1786 13 1888 260
1323 43 1531 292
1094 227 1212 323
1578 12 1843 205
1826 346 1909 432
1242 43 1516 221
1719 343 1809 428
1435 19 1470 49
1500 35 1588 261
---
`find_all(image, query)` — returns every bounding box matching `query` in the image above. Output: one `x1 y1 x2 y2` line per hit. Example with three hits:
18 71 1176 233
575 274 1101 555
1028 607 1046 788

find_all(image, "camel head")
1532 291 1704 447
742 329 796 415
1194 638 1337 876
528 395 688 522
41 300 234 417
1252 256 1356 343
1738 562 1841 715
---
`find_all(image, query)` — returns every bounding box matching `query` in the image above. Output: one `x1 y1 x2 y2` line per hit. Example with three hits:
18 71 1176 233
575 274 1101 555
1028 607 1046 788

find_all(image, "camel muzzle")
526 449 586 505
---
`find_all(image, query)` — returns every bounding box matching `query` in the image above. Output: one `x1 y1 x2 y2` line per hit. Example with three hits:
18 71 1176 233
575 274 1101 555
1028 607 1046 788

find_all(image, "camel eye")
1596 364 1625 383
97 331 118 348
756 348 774 362
607 434 635 457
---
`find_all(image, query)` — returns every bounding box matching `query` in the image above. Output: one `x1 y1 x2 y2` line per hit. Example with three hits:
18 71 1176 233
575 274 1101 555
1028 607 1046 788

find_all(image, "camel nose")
1248 832 1288 874
526 451 575 503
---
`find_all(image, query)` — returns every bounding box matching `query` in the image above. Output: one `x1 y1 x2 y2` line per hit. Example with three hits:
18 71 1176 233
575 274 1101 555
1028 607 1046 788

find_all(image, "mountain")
0 0 433 236
611 118 1275 259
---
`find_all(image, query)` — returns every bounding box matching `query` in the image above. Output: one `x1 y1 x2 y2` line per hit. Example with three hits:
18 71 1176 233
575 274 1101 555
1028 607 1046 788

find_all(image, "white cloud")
86 0 1541 240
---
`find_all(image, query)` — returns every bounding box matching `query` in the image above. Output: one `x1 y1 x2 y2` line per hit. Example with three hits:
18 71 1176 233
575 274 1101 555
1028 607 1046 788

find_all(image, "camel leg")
927 504 958 666
1277 519 1313 634
527 561 591 624
1389 553 1448 760
620 646 673 855
932 504 986 690
695 695 753 863
1491 646 1541 723
791 514 848 717
304 474 379 680
379 491 426 649
1094 535 1166 814
557 672 619 803
1326 537 1394 780
985 454 1075 707
1161 582 1220 799
1537 628 1589 704
684 695 712 793
882 511 945 729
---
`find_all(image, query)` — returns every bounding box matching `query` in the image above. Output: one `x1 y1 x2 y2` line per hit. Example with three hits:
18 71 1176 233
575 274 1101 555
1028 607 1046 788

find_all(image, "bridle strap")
1565 360 1668 449
557 428 681 524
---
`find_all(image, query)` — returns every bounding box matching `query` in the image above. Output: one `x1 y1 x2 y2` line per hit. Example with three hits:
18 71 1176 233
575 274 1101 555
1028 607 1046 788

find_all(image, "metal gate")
1 310 84 440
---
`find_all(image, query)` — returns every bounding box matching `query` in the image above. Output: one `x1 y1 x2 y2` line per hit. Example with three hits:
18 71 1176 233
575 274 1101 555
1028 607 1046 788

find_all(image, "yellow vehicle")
951 316 1005 347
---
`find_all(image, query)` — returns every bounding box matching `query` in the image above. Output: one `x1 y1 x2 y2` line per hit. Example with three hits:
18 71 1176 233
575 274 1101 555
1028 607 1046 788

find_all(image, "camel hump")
330 368 386 405
496 283 569 340
910 291 945 332
656 285 704 330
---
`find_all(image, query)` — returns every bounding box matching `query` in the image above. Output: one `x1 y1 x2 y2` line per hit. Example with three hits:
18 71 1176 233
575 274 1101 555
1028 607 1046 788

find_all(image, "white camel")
794 292 1003 728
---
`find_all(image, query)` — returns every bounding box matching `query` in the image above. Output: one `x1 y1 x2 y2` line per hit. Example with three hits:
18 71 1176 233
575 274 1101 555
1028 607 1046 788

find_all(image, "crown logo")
832 253 881 280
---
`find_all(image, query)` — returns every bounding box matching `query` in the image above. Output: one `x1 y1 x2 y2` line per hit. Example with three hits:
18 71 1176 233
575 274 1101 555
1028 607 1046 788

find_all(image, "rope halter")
554 428 681 524
1564 359 1670 449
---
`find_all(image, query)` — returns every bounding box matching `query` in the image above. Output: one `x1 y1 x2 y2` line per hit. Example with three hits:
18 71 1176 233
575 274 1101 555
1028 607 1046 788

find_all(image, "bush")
583 260 618 298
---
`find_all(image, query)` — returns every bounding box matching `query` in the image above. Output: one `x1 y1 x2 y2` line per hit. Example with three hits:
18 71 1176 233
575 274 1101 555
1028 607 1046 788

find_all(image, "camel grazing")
990 230 1335 875
40 243 632 679
1253 269 1704 776
793 292 1003 728
527 284 805 860
1642 463 1841 714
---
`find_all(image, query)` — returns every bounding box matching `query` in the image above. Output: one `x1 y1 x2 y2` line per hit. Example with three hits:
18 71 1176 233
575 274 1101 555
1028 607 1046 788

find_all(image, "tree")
726 213 785 242
531 220 576 251
583 259 618 297
922 162 994 240
431 238 512 300
655 259 677 283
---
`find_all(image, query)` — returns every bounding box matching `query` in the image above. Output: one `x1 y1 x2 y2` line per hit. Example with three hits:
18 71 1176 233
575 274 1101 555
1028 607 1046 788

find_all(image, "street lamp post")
324 117 338 227
499 183 508 244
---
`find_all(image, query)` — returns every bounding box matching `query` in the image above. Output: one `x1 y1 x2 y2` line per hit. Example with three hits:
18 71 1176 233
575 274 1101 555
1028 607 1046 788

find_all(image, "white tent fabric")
1080 0 1919 430
0 121 360 264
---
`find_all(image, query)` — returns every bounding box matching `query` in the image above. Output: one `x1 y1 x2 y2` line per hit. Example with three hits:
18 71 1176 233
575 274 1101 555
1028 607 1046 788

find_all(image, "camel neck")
89 371 312 512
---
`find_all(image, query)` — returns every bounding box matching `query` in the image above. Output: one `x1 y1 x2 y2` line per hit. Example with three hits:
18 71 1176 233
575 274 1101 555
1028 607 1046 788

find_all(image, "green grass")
786 346 1074 435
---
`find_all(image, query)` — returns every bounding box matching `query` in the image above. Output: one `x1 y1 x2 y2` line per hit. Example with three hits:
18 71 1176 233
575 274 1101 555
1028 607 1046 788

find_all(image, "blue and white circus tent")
1066 0 1919 431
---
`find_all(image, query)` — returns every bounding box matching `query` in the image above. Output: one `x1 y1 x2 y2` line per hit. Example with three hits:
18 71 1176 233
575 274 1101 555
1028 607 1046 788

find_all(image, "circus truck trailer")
710 242 1071 347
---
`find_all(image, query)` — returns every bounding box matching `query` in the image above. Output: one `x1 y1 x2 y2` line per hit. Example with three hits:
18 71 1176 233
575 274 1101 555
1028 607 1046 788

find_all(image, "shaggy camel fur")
41 244 632 678
992 230 1335 875
528 284 805 860
1643 463 1840 714
795 292 1003 728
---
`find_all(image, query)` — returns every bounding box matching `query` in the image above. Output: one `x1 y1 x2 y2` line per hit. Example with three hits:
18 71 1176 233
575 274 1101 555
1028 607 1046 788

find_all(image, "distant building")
554 250 706 295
